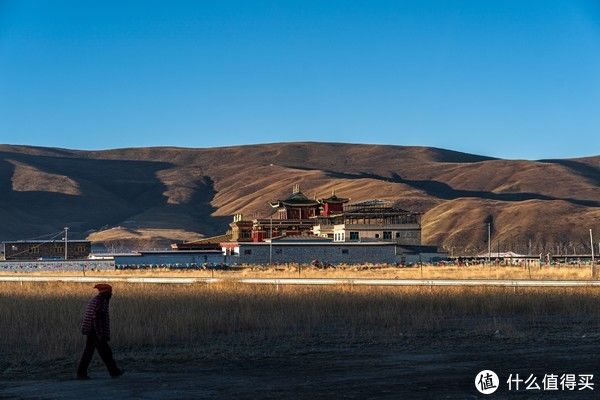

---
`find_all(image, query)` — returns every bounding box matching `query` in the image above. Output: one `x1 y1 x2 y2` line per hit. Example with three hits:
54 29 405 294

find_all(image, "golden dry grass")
1 264 597 280
2 281 600 369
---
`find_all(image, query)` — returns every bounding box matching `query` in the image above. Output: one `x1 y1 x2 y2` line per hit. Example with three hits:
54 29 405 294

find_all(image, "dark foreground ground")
2 335 599 400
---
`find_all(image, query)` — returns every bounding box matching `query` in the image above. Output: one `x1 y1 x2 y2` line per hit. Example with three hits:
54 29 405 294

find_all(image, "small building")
88 252 138 260
319 191 349 216
1 240 91 261
170 234 228 251
229 214 253 242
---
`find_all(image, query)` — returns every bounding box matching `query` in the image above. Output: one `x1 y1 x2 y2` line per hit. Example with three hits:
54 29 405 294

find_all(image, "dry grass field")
1 263 597 280
2 281 600 398
2 281 600 367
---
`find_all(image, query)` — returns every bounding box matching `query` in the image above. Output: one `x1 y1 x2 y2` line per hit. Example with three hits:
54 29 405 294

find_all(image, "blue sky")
1 1 599 159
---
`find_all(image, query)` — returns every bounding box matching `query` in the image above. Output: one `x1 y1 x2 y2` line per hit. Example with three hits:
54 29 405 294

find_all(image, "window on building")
396 232 401 239
383 231 392 240
244 249 252 255
350 232 359 240
375 234 380 239
275 249 282 254
341 249 349 254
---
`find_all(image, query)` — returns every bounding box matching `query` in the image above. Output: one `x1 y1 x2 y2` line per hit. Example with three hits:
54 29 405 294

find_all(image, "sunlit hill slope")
0 143 598 254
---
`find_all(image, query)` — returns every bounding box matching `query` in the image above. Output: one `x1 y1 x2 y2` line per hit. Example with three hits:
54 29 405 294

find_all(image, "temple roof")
319 191 349 204
269 185 320 208
269 191 320 207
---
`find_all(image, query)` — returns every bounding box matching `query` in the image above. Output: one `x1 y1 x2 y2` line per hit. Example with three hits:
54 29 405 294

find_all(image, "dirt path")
2 339 598 399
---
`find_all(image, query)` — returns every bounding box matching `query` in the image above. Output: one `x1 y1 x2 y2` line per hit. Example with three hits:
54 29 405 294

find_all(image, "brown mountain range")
0 142 598 255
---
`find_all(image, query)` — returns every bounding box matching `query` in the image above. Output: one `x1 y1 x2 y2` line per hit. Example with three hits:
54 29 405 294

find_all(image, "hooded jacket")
81 292 111 340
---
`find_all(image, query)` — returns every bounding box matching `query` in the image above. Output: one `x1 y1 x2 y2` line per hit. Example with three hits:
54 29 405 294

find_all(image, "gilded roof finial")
293 183 300 194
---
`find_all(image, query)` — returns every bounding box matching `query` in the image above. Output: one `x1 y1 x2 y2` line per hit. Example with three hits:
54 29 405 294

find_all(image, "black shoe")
76 375 90 380
110 368 124 378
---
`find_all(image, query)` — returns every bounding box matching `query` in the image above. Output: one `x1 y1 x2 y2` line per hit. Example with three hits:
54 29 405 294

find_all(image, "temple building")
270 184 321 219
224 184 444 263
176 183 446 264
315 200 421 245
231 185 350 242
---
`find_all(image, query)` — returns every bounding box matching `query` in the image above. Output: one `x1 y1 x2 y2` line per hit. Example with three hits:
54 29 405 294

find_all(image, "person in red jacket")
76 283 123 379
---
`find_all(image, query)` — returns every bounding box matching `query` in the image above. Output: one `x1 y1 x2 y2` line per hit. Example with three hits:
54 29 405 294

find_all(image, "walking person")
76 283 124 379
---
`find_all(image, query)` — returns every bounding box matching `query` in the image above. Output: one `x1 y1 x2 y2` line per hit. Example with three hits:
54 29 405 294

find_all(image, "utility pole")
269 216 273 266
487 222 491 265
591 229 595 278
64 226 69 260
497 239 500 265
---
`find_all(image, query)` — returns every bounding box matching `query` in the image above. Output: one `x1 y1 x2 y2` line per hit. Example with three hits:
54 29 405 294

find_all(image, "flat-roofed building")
221 236 445 265
2 240 91 260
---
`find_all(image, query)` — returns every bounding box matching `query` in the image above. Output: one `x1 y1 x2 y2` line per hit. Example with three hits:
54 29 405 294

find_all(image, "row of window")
10 245 88 254
338 231 410 241
242 248 351 255
343 216 418 224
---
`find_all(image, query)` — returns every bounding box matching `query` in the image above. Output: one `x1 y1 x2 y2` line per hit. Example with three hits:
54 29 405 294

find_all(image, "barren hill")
0 142 598 254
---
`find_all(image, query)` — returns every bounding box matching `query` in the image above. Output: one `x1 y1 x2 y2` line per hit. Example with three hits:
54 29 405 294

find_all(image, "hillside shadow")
0 152 232 241
537 159 600 186
0 154 165 240
419 147 497 163
184 176 231 236
129 175 231 237
388 172 600 206
282 165 600 207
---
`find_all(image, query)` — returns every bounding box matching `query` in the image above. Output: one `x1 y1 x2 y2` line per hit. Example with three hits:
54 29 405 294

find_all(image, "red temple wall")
322 203 343 216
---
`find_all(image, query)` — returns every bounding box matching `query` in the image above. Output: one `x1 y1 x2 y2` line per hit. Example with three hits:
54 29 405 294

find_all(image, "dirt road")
2 337 598 399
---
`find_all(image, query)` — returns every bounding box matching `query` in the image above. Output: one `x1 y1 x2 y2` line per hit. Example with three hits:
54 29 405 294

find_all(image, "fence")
0 260 115 272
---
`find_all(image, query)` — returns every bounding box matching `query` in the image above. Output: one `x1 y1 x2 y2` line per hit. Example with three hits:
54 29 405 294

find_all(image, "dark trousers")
77 334 119 376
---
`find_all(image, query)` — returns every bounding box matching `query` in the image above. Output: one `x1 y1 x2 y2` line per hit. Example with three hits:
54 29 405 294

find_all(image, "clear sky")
1 1 599 159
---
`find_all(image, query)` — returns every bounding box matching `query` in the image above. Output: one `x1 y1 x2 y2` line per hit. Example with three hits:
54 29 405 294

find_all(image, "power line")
21 230 66 241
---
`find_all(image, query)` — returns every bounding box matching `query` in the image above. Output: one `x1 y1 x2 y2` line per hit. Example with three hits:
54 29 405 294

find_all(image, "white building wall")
333 224 421 245
226 243 445 265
